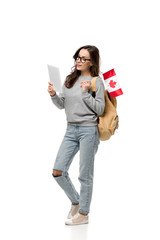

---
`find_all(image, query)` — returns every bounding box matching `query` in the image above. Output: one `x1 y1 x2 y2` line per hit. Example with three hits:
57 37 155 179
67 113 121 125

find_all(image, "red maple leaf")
109 80 116 88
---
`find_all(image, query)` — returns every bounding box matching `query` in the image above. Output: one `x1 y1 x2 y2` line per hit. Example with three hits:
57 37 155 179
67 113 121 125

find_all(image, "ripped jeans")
52 124 100 214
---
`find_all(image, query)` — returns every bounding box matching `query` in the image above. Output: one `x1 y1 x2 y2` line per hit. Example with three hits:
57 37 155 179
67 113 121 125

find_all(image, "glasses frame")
76 56 91 63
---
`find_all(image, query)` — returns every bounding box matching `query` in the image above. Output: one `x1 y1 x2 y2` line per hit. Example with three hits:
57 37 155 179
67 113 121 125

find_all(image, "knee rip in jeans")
53 169 63 177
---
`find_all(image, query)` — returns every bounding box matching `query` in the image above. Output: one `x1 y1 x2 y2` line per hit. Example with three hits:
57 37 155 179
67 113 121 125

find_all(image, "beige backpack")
91 77 119 141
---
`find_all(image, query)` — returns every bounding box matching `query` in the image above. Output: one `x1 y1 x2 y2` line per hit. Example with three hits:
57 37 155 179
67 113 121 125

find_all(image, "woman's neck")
80 71 91 77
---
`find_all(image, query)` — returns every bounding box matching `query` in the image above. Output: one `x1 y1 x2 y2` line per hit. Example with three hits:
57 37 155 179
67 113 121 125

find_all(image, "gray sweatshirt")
50 75 105 126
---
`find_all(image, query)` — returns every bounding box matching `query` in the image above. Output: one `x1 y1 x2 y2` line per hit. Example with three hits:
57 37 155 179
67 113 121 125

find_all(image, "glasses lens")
81 58 86 63
76 56 86 63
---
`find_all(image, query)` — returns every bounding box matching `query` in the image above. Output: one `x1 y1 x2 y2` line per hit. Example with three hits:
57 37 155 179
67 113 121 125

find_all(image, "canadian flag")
102 69 123 98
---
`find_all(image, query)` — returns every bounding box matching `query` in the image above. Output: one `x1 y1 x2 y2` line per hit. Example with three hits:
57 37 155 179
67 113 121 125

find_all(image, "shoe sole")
65 220 89 226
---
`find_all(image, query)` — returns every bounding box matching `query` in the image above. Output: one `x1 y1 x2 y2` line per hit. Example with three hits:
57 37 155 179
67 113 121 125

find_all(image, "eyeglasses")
76 56 91 63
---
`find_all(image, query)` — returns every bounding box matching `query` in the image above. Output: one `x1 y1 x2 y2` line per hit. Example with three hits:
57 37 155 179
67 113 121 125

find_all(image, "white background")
0 0 160 239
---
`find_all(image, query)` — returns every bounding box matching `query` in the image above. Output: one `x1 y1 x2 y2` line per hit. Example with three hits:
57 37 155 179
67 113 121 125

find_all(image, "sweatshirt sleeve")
50 85 65 109
81 77 105 116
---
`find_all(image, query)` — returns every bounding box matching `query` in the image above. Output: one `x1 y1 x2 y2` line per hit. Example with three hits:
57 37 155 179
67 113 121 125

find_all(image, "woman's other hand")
80 80 91 92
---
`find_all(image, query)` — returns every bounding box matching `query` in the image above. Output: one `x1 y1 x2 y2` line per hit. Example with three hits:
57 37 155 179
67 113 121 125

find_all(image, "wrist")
82 88 89 92
50 92 56 97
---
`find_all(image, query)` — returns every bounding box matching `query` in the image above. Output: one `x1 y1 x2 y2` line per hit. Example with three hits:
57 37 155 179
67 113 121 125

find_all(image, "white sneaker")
67 204 79 219
65 213 89 225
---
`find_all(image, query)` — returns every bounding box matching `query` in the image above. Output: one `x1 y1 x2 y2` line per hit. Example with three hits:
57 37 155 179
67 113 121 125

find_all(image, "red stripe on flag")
103 69 116 80
109 88 123 98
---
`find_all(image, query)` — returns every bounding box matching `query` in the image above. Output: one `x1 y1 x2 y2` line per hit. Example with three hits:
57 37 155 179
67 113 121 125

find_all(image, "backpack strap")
91 76 98 92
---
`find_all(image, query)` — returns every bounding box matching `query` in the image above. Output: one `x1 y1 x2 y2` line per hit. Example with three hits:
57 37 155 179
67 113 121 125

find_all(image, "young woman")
48 45 105 225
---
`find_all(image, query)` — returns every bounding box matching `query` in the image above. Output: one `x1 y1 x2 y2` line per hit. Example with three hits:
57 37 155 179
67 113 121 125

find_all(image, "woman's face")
76 49 93 73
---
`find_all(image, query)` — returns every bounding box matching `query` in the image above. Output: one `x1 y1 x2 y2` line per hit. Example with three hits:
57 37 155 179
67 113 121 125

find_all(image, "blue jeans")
52 124 100 214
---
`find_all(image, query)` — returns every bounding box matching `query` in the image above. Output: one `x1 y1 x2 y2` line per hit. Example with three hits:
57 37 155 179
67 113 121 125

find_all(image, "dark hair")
64 45 100 88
